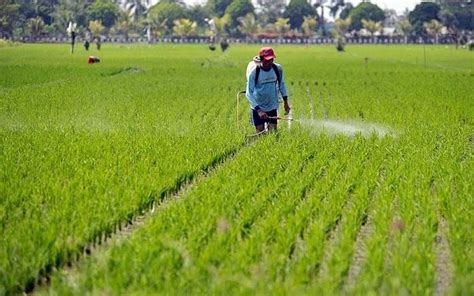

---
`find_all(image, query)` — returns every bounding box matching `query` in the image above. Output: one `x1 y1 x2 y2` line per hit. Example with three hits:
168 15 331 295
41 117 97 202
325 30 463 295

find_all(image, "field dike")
435 217 454 295
26 138 255 294
106 66 144 76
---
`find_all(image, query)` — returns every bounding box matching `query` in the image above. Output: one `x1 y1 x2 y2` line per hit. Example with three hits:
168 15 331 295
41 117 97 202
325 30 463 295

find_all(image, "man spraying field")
246 47 291 133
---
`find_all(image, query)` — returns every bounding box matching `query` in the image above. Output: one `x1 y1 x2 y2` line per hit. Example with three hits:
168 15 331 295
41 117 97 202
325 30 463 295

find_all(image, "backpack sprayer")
238 53 296 135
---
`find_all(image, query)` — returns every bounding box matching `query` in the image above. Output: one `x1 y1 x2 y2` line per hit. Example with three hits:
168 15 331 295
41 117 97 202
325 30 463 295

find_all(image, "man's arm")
246 69 260 110
278 66 291 115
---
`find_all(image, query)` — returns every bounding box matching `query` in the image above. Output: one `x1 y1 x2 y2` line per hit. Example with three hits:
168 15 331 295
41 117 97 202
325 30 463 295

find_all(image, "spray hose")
236 90 246 125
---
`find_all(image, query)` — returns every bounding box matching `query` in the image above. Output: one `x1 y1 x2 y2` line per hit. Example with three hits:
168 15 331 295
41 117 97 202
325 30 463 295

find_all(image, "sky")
182 0 421 15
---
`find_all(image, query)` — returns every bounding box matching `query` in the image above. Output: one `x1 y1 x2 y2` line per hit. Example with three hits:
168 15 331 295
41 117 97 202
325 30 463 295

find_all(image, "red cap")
259 47 276 60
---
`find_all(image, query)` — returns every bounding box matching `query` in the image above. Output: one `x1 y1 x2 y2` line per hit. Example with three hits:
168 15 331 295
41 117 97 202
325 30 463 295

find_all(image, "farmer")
246 47 290 133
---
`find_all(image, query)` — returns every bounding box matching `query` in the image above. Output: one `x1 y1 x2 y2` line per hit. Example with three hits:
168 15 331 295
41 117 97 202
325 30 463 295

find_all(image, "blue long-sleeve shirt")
246 63 288 112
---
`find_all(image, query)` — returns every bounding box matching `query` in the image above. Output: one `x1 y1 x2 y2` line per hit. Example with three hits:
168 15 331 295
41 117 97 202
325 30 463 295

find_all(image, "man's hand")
284 100 291 115
257 110 268 120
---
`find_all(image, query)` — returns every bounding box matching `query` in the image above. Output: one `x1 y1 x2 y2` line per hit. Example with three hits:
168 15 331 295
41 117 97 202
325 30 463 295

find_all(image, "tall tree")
328 0 348 17
348 2 385 31
274 17 290 38
437 0 473 47
237 13 259 41
148 0 185 34
87 0 120 28
225 0 254 32
206 0 233 17
185 4 209 29
255 0 286 25
301 15 317 37
18 0 59 26
114 11 134 41
312 0 329 36
122 0 150 22
89 19 104 38
172 18 197 37
408 2 440 36
339 2 353 19
53 0 92 32
396 18 412 44
284 0 315 30
311 0 349 36
26 16 45 39
361 18 382 42
424 19 443 43
0 1 20 38
334 17 351 36
213 14 229 38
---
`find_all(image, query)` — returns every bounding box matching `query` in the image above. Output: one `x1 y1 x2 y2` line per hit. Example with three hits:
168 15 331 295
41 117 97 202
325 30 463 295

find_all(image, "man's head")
259 47 276 70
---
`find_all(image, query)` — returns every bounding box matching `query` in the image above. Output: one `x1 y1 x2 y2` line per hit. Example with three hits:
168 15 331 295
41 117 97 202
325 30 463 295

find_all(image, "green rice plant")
1 44 472 294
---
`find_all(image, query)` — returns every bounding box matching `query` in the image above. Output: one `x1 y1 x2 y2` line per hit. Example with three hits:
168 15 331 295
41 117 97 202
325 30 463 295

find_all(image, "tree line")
0 0 472 45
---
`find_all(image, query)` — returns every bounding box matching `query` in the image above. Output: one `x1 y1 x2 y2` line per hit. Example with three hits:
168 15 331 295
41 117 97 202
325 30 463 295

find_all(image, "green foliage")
339 3 354 20
172 18 197 37
0 2 20 37
52 0 89 32
225 0 254 32
362 19 382 36
301 15 317 37
284 0 315 29
87 0 120 29
255 0 286 25
185 4 210 29
237 13 259 39
206 0 233 17
89 20 104 37
273 17 290 37
408 2 441 36
210 14 230 38
348 2 385 31
123 0 149 22
349 2 385 31
26 16 45 38
334 17 351 36
148 1 186 34
439 1 474 31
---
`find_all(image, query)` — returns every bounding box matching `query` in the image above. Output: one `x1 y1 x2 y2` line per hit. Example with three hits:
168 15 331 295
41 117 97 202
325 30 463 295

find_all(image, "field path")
435 217 454 295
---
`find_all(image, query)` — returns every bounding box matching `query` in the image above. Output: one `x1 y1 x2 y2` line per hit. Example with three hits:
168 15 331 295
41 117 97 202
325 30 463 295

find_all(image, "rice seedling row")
1 44 472 294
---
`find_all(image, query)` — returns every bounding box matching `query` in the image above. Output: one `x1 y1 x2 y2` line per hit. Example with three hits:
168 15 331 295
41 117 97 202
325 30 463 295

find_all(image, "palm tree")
26 17 45 40
397 18 412 44
362 19 382 43
313 0 329 36
333 17 350 50
122 0 151 22
424 19 443 44
439 8 462 49
328 0 350 18
301 15 318 37
211 14 230 41
115 11 134 41
238 13 260 42
146 15 167 39
89 20 104 39
334 17 351 36
173 18 197 39
274 17 290 39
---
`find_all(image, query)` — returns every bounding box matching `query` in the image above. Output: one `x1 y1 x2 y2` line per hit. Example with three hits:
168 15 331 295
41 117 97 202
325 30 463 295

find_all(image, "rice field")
0 43 473 295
